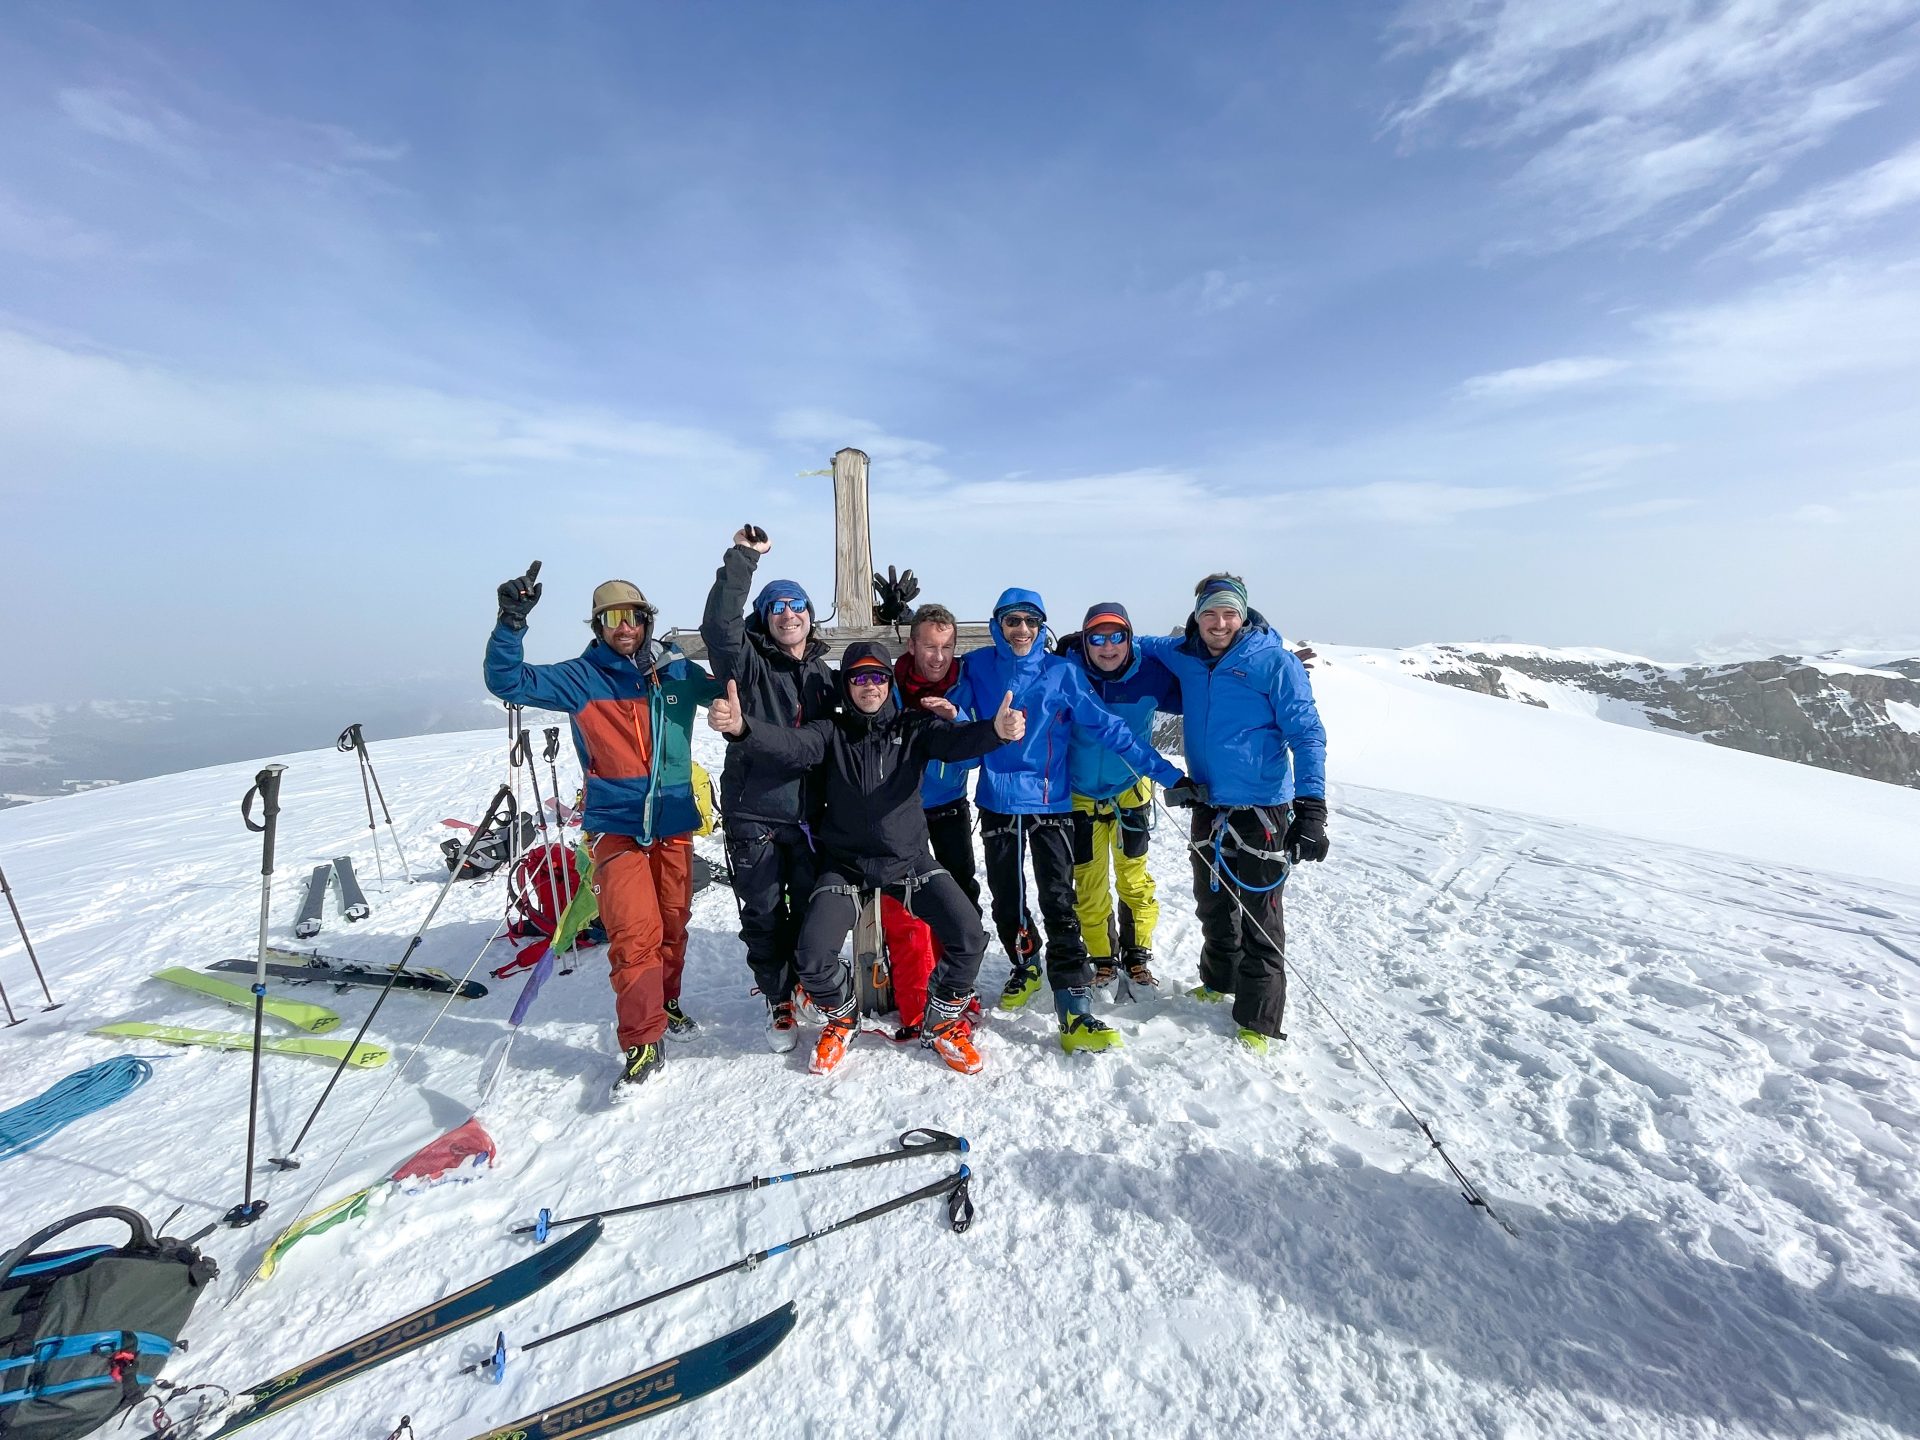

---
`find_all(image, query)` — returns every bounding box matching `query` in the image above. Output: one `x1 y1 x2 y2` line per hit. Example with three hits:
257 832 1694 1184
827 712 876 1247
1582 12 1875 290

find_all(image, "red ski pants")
880 895 936 1030
591 833 692 1049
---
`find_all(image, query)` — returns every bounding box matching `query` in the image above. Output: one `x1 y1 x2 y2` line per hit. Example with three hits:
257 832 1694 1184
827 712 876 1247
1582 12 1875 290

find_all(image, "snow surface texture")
1 675 1918 1439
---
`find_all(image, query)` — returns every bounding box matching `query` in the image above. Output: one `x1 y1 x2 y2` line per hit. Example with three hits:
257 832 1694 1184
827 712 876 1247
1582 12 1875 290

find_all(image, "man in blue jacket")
948 588 1187 1053
1140 574 1328 1053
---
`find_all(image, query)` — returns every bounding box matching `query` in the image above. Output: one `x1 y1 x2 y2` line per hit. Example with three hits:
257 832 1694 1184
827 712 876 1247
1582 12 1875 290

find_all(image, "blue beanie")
753 579 812 623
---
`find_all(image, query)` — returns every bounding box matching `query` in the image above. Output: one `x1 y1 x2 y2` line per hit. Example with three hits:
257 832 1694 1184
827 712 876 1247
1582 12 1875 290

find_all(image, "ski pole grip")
336 723 365 754
542 727 561 762
479 783 518 835
242 765 287 873
898 1127 966 1155
509 731 531 766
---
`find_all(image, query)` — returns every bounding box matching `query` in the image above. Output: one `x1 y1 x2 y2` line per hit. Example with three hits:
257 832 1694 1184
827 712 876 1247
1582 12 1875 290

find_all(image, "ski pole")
339 723 412 884
339 724 387 888
227 763 286 1228
541 727 574 909
0 969 20 1027
469 1164 973 1380
270 782 516 1172
0 864 59 1010
514 1127 968 1241
518 738 567 955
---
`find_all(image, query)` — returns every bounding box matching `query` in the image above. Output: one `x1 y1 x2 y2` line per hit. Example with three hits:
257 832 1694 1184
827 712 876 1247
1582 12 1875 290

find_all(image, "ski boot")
613 1042 664 1096
1123 949 1159 991
792 986 821 1025
664 999 697 1036
1091 960 1119 991
765 999 799 1053
1189 984 1228 1003
1237 1027 1269 1056
1056 987 1122 1054
999 962 1043 1010
810 1000 858 1075
922 994 983 1075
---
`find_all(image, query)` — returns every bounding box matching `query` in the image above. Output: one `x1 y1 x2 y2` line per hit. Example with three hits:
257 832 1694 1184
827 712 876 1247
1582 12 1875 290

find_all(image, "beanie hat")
590 580 657 621
1081 601 1132 635
1193 575 1249 621
753 579 813 623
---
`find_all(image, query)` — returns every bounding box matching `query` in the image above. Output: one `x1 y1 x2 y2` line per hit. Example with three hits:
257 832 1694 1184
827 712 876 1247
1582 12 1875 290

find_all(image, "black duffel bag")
0 1207 217 1439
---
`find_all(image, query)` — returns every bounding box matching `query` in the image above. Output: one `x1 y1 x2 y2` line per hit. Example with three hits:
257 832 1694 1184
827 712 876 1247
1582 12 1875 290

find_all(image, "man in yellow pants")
1057 603 1182 994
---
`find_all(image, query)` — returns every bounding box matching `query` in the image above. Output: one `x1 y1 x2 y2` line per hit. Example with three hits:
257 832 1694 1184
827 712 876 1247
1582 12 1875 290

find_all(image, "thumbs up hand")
708 678 747 736
993 689 1025 742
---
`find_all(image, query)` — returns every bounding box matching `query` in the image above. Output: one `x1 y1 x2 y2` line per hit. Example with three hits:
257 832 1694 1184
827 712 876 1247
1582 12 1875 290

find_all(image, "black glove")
1162 777 1203 808
496 560 543 631
1285 795 1329 863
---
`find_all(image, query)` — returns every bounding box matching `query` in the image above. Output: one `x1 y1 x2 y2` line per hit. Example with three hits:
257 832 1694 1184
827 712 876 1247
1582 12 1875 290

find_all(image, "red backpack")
505 843 587 945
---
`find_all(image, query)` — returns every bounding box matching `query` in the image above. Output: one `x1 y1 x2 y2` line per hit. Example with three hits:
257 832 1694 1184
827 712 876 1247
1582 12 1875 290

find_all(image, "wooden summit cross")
668 446 992 663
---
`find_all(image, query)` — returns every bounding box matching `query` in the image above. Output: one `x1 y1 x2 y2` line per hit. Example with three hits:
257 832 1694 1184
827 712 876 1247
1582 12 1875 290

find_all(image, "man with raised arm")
947 588 1187 1054
699 525 838 1052
1139 573 1329 1053
486 562 721 1095
707 644 1022 1075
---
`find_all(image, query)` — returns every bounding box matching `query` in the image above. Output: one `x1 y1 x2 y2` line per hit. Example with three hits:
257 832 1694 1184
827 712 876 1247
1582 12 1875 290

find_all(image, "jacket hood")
990 586 1051 673
839 640 899 729
1058 629 1142 686
583 634 675 680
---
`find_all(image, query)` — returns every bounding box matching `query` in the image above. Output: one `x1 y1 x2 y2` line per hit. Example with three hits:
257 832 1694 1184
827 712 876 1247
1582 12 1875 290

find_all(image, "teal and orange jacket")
485 622 722 843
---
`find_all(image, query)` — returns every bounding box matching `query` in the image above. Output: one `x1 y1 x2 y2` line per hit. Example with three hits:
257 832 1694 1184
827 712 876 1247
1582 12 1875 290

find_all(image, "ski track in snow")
1 724 1918 1439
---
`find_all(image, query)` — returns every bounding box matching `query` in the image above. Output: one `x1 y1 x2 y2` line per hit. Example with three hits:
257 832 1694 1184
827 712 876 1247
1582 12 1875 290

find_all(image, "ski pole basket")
0 1207 218 1439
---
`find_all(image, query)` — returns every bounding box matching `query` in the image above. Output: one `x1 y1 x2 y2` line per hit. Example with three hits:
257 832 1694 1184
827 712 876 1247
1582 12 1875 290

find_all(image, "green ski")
91 1022 389 1068
151 966 341 1033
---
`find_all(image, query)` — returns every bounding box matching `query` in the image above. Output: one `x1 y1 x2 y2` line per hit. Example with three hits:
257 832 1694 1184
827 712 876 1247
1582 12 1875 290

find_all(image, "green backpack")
0 1207 217 1439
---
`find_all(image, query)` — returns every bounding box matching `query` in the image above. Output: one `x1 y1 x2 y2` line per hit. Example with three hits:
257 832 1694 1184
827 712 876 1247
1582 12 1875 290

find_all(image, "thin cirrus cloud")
1741 137 1920 256
1460 355 1630 401
1387 0 1920 250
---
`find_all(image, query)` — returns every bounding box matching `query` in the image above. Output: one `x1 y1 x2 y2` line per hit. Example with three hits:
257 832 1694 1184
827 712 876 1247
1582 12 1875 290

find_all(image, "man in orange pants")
487 564 722 1096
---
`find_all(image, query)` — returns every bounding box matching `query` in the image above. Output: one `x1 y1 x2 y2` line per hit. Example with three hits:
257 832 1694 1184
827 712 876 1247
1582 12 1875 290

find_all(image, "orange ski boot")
810 1002 857 1075
922 995 984 1075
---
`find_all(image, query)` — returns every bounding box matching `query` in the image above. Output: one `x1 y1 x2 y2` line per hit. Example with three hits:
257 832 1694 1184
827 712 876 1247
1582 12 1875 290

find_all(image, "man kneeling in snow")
706 643 1023 1075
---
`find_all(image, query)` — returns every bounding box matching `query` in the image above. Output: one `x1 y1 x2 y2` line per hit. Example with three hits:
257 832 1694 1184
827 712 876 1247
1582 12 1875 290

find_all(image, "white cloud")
1461 355 1629 401
771 409 951 489
0 329 763 487
1743 137 1920 255
1389 0 1920 250
1195 269 1255 314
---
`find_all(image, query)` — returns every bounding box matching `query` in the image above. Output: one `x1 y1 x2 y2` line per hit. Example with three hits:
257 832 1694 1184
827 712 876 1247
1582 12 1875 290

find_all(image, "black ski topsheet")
464 1303 796 1440
330 856 370 921
294 864 330 939
206 956 488 1000
191 1220 602 1438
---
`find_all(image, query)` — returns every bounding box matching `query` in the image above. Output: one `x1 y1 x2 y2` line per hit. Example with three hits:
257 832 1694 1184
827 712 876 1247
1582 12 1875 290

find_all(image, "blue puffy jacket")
950 588 1183 814
1137 612 1325 807
1059 634 1182 803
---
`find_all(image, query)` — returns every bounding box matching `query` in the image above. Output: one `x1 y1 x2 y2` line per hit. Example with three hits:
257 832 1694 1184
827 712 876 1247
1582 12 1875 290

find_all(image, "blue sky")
5 1 1919 701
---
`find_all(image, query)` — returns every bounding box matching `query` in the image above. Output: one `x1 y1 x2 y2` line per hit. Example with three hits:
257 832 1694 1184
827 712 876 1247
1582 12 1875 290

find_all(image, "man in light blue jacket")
948 588 1185 1053
1141 574 1328 1053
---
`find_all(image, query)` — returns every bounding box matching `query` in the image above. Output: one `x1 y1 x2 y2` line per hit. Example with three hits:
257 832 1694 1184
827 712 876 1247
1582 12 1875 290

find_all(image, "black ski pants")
725 818 815 1004
924 798 981 912
978 808 1089 992
794 867 988 1013
1190 802 1290 1036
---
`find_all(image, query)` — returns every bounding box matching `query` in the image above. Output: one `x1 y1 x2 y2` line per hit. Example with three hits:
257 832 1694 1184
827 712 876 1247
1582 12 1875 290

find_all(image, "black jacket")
700 544 838 825
735 645 1006 887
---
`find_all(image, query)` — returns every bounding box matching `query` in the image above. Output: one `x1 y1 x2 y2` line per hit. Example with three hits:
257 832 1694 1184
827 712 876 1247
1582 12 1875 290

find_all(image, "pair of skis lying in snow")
293 855 371 939
90 951 490 1069
146 1130 971 1438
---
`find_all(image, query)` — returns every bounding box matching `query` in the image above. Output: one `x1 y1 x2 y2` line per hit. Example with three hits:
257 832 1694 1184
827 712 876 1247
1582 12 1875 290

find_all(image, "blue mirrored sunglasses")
1086 630 1130 648
766 598 808 616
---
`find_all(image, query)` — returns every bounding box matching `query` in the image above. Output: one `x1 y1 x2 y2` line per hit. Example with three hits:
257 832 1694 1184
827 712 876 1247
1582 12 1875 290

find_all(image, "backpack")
505 842 585 944
441 811 537 880
0 1207 217 1440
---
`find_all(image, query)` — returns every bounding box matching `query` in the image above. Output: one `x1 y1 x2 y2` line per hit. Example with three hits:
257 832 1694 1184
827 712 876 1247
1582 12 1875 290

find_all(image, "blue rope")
0 1057 153 1162
1210 818 1291 894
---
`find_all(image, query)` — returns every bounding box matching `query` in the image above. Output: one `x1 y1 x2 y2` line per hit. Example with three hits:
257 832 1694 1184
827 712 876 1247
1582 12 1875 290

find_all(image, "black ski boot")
614 1042 664 1097
664 999 697 1036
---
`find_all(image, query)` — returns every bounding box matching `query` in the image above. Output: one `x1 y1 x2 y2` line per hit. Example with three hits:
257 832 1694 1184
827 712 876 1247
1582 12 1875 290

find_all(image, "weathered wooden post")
831 446 873 627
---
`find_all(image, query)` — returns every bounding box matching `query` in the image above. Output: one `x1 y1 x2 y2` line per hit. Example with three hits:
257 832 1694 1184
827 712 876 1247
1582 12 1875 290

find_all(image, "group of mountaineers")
485 524 1329 1094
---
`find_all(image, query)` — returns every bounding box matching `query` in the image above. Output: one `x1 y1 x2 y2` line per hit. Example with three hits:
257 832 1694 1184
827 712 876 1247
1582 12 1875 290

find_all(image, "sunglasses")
598 607 650 630
1086 630 1130 648
1000 613 1041 631
766 598 808 616
847 671 890 688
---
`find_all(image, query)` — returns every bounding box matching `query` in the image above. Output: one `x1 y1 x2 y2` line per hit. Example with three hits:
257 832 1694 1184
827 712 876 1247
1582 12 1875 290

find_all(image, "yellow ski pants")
1072 781 1157 959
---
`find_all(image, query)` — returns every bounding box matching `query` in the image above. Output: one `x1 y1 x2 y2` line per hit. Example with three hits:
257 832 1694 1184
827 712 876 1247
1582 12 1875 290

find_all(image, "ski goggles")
1086 629 1130 647
765 598 809 616
999 612 1042 631
596 607 651 630
847 671 890 689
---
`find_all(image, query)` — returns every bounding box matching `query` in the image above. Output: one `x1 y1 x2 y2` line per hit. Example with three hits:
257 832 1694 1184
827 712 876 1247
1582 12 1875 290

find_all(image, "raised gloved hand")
1162 777 1202 808
734 523 771 554
1284 795 1329 863
497 560 543 631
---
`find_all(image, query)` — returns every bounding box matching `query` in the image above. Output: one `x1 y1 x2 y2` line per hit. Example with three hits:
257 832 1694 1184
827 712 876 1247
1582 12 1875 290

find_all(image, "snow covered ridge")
2 684 1919 1435
1338 641 1920 791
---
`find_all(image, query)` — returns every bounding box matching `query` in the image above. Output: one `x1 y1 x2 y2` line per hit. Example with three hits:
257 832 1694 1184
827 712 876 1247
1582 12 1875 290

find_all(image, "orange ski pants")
591 832 692 1049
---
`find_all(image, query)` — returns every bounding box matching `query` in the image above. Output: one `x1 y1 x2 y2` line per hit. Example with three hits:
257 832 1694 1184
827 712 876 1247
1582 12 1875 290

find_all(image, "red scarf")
894 653 958 706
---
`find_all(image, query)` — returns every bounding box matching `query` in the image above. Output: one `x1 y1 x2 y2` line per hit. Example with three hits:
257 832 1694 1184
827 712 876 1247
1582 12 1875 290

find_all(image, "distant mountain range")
1344 643 1920 790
